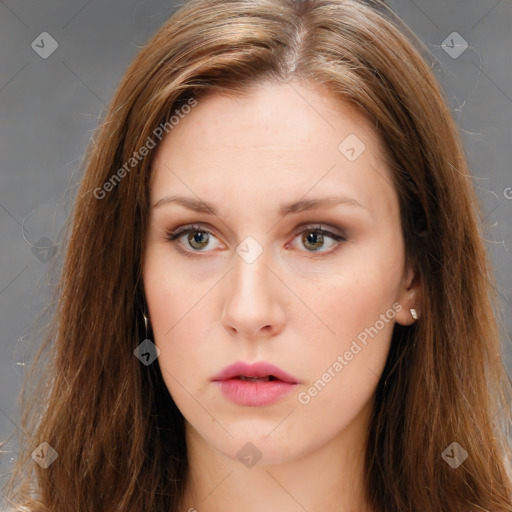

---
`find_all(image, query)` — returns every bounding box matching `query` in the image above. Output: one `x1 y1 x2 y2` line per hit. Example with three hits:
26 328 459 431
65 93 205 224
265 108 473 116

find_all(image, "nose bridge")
225 227 266 280
233 242 269 293
231 238 274 304
221 236 285 336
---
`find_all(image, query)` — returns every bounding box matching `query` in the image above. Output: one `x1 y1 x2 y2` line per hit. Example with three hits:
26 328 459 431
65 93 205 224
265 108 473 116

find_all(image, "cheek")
291 249 401 400
303 261 399 347
291 287 395 437
144 246 204 337
143 253 220 398
143 256 191 371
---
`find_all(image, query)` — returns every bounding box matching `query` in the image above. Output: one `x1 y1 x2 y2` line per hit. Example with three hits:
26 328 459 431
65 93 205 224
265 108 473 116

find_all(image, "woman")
3 0 511 510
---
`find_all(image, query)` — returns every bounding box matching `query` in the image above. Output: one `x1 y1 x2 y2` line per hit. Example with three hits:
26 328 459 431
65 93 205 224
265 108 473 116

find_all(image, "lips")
212 361 299 384
212 361 299 407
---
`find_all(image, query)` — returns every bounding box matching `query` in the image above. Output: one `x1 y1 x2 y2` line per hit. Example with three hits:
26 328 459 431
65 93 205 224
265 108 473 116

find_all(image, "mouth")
212 361 299 407
212 361 299 384
233 375 280 382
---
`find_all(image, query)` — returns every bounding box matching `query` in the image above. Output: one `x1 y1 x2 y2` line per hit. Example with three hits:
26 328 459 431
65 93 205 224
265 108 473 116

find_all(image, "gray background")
1 0 511 503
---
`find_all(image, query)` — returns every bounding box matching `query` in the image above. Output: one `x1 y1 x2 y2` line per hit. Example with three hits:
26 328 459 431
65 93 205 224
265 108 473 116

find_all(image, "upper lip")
212 361 299 384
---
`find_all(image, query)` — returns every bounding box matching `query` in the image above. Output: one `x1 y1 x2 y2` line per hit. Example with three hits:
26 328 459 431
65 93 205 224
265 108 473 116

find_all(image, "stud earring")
410 308 418 321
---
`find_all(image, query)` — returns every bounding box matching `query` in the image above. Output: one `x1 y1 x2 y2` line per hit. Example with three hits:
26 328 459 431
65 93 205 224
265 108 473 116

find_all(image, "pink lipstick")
212 361 299 407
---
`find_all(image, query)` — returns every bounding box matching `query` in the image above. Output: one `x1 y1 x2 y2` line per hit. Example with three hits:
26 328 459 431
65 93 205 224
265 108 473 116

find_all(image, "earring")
410 308 418 321
143 312 149 339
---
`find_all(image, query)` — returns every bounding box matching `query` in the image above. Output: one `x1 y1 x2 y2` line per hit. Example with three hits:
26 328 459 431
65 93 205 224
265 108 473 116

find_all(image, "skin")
143 79 421 512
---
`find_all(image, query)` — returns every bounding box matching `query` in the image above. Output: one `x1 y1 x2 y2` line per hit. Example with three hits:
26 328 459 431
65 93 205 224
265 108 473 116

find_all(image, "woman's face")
143 79 420 465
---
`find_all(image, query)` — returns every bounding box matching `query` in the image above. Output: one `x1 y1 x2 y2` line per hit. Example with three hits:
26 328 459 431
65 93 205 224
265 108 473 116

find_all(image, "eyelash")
165 223 346 258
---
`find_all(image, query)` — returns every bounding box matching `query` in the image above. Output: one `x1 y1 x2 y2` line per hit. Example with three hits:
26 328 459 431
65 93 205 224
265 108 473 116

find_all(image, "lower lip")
214 379 297 406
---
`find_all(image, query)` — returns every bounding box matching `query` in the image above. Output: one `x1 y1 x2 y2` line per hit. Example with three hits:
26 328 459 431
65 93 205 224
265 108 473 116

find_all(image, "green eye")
167 224 221 253
186 230 210 250
303 231 325 251
294 227 346 253
166 223 346 256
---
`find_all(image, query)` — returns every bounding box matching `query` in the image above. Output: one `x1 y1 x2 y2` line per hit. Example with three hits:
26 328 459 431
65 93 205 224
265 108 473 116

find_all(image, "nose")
220 246 286 340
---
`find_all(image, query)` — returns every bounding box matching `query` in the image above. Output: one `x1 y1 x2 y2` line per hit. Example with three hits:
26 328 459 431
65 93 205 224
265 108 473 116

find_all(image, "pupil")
189 231 208 249
304 231 323 250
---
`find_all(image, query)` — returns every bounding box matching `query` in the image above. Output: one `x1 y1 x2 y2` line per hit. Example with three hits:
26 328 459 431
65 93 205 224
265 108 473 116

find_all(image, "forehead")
156 80 383 153
150 80 397 220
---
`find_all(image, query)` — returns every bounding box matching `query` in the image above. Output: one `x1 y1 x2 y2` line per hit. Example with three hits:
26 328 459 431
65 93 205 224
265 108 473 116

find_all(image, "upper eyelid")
167 223 344 239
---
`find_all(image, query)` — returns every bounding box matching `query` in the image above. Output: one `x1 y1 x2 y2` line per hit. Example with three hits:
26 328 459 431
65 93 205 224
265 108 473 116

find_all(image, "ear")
394 263 422 326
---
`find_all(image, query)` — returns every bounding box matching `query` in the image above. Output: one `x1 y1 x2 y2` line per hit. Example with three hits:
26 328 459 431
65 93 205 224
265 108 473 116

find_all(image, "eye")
166 224 223 253
289 224 346 254
165 223 346 256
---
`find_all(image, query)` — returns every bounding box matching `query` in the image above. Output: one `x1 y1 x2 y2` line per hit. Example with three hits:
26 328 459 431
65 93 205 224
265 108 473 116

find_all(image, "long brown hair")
2 0 511 510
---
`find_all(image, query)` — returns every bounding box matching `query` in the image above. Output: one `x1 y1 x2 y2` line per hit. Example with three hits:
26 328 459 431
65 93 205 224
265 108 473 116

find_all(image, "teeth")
238 376 271 382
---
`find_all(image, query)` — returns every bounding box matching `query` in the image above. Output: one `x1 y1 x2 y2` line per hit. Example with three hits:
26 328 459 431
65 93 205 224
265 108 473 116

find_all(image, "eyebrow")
152 194 366 217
